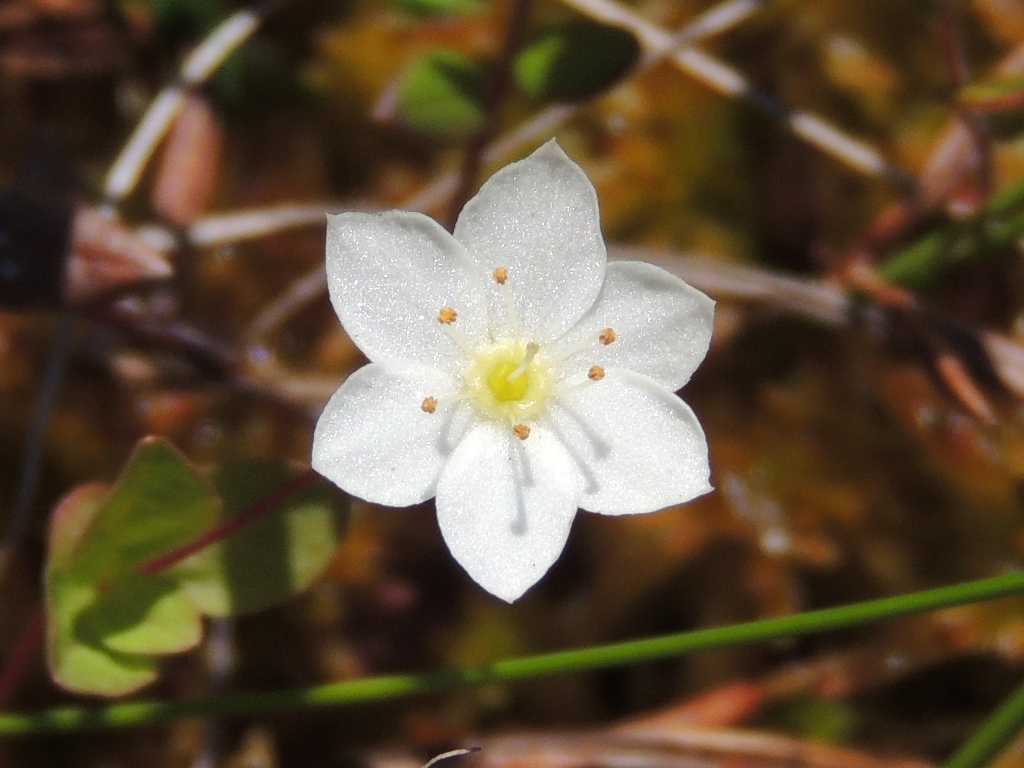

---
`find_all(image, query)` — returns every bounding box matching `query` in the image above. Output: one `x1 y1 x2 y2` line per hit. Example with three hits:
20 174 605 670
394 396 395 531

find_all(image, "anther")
599 327 617 345
421 396 437 414
507 342 540 382
438 306 457 324
588 365 605 381
513 423 531 440
493 266 508 284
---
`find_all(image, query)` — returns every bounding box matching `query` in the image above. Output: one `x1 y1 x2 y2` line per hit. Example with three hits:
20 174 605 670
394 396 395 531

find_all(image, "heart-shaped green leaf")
514 21 640 102
45 438 219 696
45 442 347 697
174 461 347 616
397 48 488 142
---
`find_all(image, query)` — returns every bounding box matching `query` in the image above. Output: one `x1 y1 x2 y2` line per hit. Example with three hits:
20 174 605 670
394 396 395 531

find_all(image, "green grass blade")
4 569 1024 735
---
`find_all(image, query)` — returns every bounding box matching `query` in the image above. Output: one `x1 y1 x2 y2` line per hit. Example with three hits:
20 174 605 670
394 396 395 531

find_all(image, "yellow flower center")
423 267 615 439
466 341 551 422
488 361 529 401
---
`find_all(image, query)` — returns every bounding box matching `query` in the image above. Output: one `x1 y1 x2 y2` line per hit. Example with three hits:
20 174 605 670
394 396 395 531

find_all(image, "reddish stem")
138 467 320 575
0 607 44 710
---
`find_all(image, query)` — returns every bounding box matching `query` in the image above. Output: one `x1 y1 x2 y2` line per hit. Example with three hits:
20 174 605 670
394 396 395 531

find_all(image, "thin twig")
939 0 993 205
102 3 280 208
0 608 44 710
0 311 75 586
557 0 908 185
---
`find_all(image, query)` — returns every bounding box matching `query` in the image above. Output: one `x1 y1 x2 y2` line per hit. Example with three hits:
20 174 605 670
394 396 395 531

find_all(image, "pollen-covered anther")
588 365 605 381
438 306 458 324
599 327 617 345
513 423 531 440
493 266 508 284
421 396 438 414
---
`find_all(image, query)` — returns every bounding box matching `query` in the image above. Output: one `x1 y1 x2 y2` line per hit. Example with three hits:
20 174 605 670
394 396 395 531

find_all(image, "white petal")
312 362 471 507
436 421 582 602
549 369 711 515
326 211 489 374
453 140 606 344
550 261 715 392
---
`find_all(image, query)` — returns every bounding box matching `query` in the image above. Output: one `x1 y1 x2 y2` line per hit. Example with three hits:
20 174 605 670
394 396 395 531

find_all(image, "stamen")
438 306 458 324
513 423 531 440
421 396 437 414
507 342 540 381
548 328 618 367
443 324 475 356
554 372 605 396
495 267 522 345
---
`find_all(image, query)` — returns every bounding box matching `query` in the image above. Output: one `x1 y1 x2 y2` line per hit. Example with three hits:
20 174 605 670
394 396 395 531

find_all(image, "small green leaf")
397 48 488 142
175 461 347 616
514 21 640 102
386 0 483 16
45 437 219 696
959 77 1024 113
880 177 1024 289
957 77 1024 138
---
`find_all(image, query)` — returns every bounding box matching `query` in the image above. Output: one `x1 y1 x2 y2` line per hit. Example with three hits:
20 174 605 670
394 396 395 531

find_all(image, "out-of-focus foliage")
45 441 346 695
881 177 1024 289
45 438 219 695
397 48 489 141
514 21 640 102
178 460 348 616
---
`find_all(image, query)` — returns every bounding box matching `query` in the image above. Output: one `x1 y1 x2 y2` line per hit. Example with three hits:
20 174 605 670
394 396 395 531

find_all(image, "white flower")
313 140 714 602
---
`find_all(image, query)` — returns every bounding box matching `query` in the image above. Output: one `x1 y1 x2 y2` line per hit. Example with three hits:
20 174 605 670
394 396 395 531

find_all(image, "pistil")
507 342 540 382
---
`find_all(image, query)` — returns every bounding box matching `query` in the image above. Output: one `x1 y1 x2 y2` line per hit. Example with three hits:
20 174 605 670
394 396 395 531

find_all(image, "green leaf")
46 572 160 696
958 77 1024 113
386 0 483 16
44 443 345 697
880 177 1024 289
70 437 221 580
175 461 347 616
45 437 219 696
77 576 202 655
514 21 640 102
397 48 488 142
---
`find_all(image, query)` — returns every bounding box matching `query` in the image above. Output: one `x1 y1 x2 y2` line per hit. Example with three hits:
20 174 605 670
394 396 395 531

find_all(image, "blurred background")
4 0 1024 765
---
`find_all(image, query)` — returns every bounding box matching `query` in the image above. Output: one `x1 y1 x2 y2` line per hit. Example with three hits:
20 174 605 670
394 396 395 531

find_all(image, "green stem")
943 675 1024 768
4 570 1024 736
